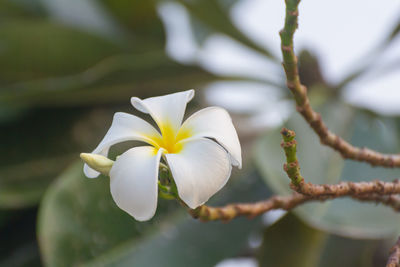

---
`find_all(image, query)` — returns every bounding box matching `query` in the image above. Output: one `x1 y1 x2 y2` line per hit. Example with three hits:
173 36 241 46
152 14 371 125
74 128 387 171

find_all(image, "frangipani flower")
82 90 241 221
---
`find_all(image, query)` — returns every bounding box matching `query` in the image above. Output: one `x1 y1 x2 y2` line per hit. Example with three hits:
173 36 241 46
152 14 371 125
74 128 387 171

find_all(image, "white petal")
180 107 242 168
130 90 195 135
109 146 162 221
165 138 232 209
84 112 161 178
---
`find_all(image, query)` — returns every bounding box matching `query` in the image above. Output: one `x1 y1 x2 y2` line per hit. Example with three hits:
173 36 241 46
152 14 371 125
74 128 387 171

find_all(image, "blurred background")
1 0 400 266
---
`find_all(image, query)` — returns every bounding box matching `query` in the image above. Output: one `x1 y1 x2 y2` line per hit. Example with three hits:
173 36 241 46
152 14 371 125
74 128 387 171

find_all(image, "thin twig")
387 237 400 267
186 128 400 222
279 0 400 168
292 180 400 197
281 128 400 196
187 193 400 222
188 193 311 222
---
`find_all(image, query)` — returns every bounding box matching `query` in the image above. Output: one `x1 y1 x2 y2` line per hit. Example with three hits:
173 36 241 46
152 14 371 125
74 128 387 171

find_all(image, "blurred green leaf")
38 162 180 266
317 235 384 267
258 213 327 267
0 108 80 208
386 16 400 44
0 0 46 19
0 211 13 228
298 49 331 91
255 103 400 238
38 160 269 266
0 209 42 267
0 1 32 18
0 19 122 84
0 52 217 109
0 106 114 208
84 168 268 267
258 213 385 267
0 154 75 208
99 0 165 45
87 216 261 267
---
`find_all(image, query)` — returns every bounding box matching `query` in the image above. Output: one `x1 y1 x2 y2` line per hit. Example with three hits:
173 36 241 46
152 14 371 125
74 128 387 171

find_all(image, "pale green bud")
80 153 114 176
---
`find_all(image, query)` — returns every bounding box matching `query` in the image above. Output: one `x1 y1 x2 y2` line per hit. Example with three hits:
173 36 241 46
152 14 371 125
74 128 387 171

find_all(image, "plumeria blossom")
82 90 241 221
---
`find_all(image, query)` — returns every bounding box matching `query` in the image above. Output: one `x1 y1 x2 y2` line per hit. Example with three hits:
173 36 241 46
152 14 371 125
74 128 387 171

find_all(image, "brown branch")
281 128 400 197
188 193 311 222
279 0 400 168
187 193 400 222
292 180 400 197
185 127 400 222
387 237 400 267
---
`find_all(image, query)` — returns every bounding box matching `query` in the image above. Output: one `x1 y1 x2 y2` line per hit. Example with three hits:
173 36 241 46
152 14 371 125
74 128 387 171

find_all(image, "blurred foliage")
255 103 400 238
0 107 94 208
38 164 269 266
0 209 42 266
0 20 121 83
0 0 399 266
258 214 327 267
38 162 180 266
100 0 165 43
258 214 388 267
176 0 275 59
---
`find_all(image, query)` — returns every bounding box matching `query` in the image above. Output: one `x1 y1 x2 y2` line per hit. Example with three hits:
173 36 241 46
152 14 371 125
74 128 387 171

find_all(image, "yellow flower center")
149 122 192 154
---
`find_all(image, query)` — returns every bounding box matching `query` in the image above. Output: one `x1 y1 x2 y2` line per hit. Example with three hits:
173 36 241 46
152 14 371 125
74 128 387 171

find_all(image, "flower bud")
80 153 114 176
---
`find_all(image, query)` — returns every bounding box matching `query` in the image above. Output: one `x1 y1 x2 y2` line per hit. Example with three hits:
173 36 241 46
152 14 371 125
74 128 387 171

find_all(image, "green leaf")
0 0 46 19
0 107 86 208
0 209 42 267
85 169 268 267
0 155 75 208
0 20 122 84
38 162 180 266
88 217 262 267
0 210 13 228
257 213 385 267
0 52 217 109
98 0 165 45
317 235 384 267
385 15 400 46
0 106 115 208
255 103 400 238
258 213 327 267
38 161 269 266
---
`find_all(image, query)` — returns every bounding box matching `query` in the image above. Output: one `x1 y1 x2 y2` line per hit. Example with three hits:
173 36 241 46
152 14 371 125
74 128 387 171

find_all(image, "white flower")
82 89 241 221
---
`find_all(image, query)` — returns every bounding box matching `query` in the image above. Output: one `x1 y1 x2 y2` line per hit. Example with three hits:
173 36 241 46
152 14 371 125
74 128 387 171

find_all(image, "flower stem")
158 163 179 199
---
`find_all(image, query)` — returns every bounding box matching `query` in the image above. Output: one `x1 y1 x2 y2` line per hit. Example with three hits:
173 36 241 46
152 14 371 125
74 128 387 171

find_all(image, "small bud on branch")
280 128 303 186
280 128 400 196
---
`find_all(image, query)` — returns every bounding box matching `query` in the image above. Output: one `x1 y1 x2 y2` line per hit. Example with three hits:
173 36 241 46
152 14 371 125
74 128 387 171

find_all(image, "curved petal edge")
109 146 162 221
165 138 232 209
180 106 242 168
